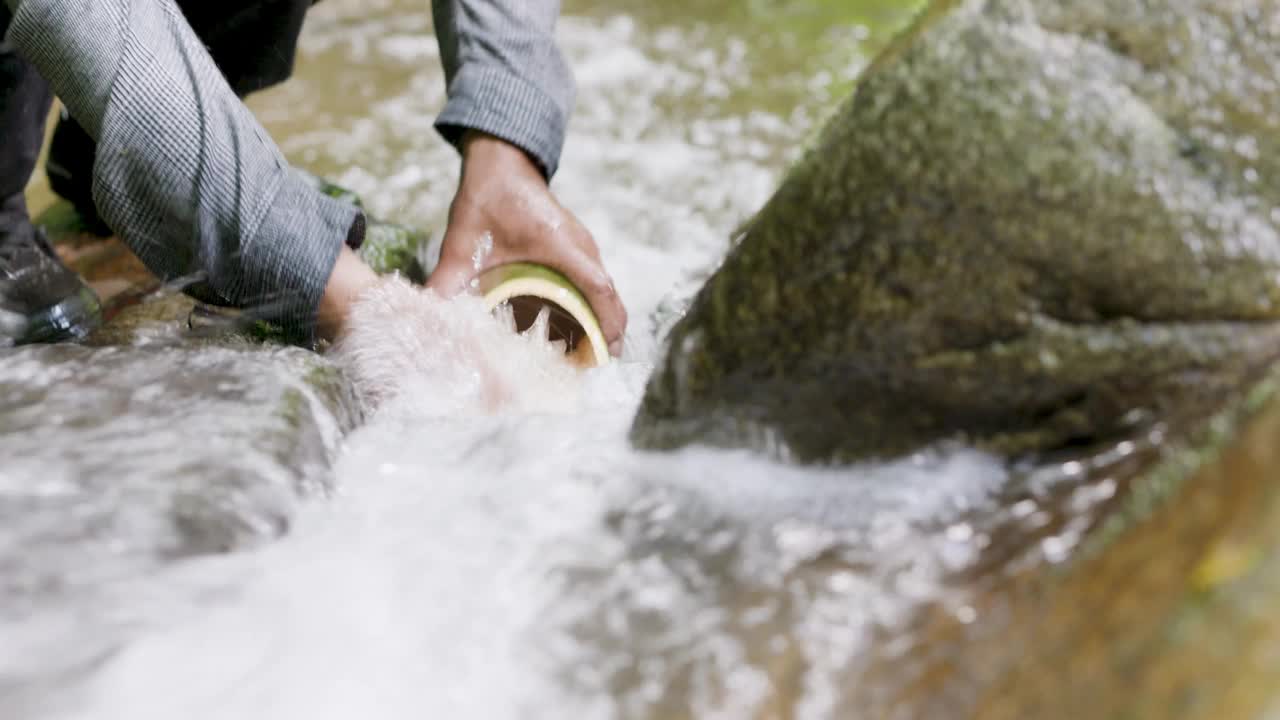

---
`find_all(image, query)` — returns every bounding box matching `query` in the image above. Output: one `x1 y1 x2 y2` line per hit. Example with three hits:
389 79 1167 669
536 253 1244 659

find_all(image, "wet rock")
296 168 432 282
358 219 432 283
0 181 406 615
590 365 1280 720
631 0 1280 462
0 340 359 619
623 3 1280 716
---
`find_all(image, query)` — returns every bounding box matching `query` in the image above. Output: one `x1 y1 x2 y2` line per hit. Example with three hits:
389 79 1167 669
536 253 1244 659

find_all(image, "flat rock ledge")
0 238 362 621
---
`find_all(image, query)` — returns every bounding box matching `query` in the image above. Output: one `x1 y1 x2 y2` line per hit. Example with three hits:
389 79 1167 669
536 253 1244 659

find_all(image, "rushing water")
4 2 1051 718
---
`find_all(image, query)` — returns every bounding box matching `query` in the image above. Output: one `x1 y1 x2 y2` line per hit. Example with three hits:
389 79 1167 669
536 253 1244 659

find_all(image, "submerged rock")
631 0 1280 462
588 363 1280 720
0 340 359 618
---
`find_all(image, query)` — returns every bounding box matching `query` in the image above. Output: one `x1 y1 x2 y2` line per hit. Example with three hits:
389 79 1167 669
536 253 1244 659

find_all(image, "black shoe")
45 112 112 237
0 219 102 346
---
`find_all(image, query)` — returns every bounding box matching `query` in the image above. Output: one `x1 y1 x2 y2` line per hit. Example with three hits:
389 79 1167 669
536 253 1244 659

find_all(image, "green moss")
633 0 1280 464
1081 371 1280 566
295 169 431 281
294 168 364 210
357 220 430 282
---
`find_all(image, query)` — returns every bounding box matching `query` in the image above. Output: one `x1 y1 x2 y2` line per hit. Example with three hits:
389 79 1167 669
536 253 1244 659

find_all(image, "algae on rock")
296 169 431 281
632 0 1280 462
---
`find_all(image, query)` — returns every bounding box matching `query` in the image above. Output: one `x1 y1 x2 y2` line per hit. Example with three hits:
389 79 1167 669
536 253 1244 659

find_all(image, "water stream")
1 2 1041 718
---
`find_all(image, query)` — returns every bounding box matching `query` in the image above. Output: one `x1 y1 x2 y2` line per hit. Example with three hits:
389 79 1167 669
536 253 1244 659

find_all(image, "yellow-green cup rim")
477 262 610 367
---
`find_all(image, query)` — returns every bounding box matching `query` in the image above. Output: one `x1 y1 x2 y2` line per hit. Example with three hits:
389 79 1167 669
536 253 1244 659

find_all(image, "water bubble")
1011 499 1038 518
522 305 553 342
1041 536 1072 563
827 570 857 594
471 231 494 271
945 523 974 543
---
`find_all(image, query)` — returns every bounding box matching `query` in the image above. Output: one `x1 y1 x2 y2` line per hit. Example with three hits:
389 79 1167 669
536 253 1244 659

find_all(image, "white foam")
332 277 586 416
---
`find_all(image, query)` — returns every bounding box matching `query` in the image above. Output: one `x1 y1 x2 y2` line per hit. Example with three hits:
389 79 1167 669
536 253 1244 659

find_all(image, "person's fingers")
534 242 627 357
504 221 626 357
316 245 380 342
424 261 473 297
424 230 480 297
429 210 627 357
431 242 626 357
564 226 626 355
588 272 627 358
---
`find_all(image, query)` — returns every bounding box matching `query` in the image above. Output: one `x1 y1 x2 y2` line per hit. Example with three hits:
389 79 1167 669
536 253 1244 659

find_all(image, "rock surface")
623 2 1280 717
0 331 360 621
586 369 1280 719
0 203 363 625
0 162 432 626
632 0 1280 462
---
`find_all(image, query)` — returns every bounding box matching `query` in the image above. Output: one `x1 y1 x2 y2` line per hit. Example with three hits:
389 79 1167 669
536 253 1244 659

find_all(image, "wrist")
460 131 547 183
317 245 379 341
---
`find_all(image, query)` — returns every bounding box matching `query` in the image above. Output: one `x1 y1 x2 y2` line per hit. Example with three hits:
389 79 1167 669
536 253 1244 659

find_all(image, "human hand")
317 245 379 341
426 131 627 357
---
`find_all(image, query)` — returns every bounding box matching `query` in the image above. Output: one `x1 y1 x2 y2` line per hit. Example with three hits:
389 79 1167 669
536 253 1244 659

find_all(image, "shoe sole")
15 287 104 345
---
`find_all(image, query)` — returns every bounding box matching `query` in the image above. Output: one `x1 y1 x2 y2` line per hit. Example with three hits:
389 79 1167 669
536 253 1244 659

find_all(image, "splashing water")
56 340 1003 720
333 277 585 415
472 232 494 272
26 261 1005 718
2 2 1001 719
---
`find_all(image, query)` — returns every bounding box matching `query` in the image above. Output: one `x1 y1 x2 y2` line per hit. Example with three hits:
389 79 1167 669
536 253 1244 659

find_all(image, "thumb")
424 259 475 297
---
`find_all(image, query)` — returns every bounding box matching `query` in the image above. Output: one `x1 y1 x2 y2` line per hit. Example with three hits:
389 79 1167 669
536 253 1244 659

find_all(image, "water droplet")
1027 511 1052 529
1042 535 1073 564
945 523 973 543
827 570 857 594
471 232 494 271
521 305 552 342
1095 478 1117 500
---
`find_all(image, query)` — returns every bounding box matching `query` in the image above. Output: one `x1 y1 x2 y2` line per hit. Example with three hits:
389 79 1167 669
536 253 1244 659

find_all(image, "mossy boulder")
631 0 1280 462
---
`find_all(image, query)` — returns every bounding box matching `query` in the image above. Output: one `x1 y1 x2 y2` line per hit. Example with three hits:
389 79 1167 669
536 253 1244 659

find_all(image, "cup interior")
503 295 595 367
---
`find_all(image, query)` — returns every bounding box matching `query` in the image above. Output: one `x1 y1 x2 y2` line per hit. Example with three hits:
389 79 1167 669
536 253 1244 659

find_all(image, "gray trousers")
0 0 314 224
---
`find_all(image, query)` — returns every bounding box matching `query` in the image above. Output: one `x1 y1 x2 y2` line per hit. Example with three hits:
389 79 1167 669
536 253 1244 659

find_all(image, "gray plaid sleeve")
432 0 576 178
6 0 358 343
